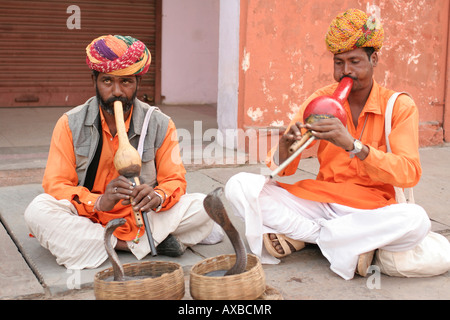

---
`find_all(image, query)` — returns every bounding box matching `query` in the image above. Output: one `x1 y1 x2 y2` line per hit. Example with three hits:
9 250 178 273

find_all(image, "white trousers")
224 172 431 280
24 193 222 270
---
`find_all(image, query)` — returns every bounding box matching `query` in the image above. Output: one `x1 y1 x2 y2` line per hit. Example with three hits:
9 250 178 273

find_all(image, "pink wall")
238 0 450 151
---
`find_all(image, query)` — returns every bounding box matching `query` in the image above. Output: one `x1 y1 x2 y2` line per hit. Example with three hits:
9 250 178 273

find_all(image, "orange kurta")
266 80 421 209
42 106 186 241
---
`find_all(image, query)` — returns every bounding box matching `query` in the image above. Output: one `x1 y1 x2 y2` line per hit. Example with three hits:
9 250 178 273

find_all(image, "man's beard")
96 86 137 115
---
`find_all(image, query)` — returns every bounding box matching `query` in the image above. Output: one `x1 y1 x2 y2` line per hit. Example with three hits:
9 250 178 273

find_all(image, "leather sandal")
263 233 305 258
356 250 376 277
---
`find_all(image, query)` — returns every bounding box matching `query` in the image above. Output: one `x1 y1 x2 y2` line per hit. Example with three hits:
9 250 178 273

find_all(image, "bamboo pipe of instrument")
270 77 353 179
113 101 157 256
269 135 315 179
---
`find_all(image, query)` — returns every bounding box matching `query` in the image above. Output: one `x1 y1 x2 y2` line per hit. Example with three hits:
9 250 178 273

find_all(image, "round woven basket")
189 254 266 300
94 261 184 300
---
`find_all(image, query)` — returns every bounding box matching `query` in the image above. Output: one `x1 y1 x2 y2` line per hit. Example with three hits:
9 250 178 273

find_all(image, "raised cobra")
203 187 247 276
104 218 156 282
104 218 127 281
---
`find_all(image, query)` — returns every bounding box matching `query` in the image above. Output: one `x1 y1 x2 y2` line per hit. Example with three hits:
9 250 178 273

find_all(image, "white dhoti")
24 193 222 270
224 172 431 280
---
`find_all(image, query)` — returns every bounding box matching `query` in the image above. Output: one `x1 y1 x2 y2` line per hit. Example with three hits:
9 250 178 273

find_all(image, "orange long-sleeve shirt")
266 80 421 209
43 106 186 241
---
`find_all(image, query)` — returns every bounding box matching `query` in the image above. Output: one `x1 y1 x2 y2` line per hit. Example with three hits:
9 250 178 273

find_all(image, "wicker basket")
94 261 185 300
189 254 266 300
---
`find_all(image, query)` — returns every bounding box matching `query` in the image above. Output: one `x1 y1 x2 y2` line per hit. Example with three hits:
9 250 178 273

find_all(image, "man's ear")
370 52 379 67
91 73 96 86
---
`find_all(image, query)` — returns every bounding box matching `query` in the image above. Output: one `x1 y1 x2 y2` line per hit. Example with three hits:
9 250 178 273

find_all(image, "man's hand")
98 176 162 212
305 118 369 160
278 122 304 163
124 183 162 212
100 176 134 212
305 118 354 151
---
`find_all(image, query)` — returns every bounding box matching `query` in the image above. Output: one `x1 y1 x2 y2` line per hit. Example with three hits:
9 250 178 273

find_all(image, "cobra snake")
104 218 153 281
203 187 247 276
104 218 128 281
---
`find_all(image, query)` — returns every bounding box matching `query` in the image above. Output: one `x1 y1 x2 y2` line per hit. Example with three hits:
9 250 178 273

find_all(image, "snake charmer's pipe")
113 101 157 256
270 77 353 178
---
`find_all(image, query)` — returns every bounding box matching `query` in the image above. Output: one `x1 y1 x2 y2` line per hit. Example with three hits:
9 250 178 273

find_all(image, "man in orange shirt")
24 35 222 269
225 9 449 280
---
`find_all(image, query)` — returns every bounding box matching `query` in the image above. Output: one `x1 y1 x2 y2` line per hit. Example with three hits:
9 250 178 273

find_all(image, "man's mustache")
103 96 129 105
340 75 357 81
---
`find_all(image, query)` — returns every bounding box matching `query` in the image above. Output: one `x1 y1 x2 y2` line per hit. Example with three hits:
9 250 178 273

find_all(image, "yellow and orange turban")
86 35 151 76
325 8 384 54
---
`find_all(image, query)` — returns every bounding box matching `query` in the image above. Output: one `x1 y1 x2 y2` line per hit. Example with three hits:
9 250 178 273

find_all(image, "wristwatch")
349 139 363 155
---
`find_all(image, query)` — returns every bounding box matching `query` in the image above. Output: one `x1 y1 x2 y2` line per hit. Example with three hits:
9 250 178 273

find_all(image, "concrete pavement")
0 105 449 300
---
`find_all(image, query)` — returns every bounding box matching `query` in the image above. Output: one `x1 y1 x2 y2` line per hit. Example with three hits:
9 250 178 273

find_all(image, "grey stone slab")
0 107 70 148
415 147 450 227
0 222 44 299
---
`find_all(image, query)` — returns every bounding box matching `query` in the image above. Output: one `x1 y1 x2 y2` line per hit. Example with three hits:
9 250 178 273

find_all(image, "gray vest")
66 97 170 188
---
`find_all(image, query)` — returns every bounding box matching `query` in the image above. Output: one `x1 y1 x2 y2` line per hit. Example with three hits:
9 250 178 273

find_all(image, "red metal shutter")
0 0 160 107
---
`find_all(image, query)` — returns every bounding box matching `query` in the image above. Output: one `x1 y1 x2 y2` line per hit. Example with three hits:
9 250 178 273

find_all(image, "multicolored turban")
86 35 151 76
325 8 384 54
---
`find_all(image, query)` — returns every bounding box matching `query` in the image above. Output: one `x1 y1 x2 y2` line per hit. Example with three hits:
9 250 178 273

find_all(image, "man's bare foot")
115 240 130 252
268 233 297 255
263 234 306 258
